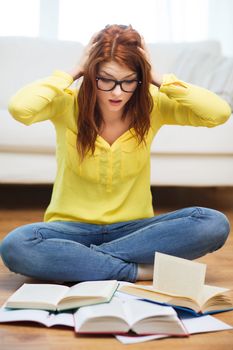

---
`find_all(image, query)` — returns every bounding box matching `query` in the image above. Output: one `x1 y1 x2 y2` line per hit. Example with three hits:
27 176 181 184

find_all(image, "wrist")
68 67 83 81
151 71 162 88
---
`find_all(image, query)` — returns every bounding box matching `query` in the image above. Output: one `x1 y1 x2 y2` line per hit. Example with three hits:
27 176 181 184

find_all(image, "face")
96 60 138 117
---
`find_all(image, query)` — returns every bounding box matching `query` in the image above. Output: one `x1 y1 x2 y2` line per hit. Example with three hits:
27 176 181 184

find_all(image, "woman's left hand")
138 37 163 88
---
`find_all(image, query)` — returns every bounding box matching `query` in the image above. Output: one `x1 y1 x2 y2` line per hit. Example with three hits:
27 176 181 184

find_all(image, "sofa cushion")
0 109 55 153
0 152 56 183
172 49 233 109
151 115 233 154
148 40 221 74
0 36 83 108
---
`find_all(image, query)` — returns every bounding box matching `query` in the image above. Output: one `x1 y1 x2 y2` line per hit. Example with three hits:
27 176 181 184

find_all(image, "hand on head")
68 31 100 81
68 25 162 87
137 36 162 88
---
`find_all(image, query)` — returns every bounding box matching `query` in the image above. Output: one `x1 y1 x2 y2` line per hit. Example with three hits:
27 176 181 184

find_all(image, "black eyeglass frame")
96 77 142 93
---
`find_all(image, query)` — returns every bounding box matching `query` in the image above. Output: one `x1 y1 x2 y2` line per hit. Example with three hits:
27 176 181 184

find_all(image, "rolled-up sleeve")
151 74 231 128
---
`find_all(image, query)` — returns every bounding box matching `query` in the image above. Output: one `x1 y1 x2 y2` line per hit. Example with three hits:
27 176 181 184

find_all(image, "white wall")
0 0 233 56
208 0 233 56
53 0 233 56
39 0 59 39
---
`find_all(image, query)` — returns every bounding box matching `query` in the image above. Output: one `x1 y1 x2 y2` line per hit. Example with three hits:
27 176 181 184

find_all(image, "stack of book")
0 253 232 344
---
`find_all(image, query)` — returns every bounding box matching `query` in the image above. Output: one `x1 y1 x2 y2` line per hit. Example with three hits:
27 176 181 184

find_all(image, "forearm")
158 74 232 127
67 66 83 81
8 70 74 125
150 70 162 88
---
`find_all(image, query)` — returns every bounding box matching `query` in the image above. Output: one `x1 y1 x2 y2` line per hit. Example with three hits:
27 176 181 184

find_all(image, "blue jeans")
0 207 230 282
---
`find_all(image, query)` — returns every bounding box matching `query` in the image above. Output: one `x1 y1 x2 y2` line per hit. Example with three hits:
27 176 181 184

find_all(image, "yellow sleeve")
151 74 231 128
8 70 75 125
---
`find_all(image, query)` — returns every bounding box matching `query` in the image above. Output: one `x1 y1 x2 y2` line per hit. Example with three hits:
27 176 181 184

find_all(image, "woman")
1 25 231 282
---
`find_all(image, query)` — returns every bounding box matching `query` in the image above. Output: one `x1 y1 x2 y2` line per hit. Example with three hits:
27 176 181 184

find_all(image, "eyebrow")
99 70 137 79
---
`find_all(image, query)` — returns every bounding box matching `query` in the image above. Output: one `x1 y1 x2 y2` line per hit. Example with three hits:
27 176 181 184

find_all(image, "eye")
123 80 137 85
99 77 114 83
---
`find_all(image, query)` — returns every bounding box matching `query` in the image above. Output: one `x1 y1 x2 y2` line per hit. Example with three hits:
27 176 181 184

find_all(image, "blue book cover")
139 298 233 316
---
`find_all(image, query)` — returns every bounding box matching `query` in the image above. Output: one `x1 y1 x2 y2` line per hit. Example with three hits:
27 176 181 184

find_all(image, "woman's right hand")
68 32 99 81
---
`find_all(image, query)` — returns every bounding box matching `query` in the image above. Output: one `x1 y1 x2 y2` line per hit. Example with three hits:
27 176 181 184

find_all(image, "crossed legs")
0 207 230 282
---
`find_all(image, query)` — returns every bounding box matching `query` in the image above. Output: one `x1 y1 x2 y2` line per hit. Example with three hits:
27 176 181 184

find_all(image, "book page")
115 314 233 344
0 305 74 327
153 253 206 300
119 284 190 302
74 296 129 333
179 313 233 334
116 334 168 344
63 280 118 300
123 299 176 327
6 284 69 308
197 284 230 306
46 312 74 327
0 305 50 325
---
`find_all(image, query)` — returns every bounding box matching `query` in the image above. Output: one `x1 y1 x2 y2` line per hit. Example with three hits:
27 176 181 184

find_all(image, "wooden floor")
0 190 233 349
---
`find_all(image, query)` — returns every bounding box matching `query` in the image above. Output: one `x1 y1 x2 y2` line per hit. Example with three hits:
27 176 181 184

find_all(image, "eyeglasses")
96 76 141 93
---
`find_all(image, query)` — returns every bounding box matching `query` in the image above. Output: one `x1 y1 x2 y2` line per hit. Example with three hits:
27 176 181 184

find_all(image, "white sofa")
1 37 233 185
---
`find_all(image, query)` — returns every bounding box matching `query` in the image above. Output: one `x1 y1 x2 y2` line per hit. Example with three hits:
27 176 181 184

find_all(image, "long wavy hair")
77 24 153 160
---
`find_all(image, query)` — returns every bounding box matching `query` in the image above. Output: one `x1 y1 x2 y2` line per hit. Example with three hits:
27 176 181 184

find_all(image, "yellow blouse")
8 70 231 224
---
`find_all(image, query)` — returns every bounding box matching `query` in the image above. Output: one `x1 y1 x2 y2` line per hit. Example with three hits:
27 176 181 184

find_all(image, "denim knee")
1 230 17 271
196 207 230 249
212 209 230 247
0 225 29 272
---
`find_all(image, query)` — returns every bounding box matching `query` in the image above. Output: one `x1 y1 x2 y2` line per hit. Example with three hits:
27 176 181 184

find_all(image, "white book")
73 296 188 335
1 295 232 340
0 297 187 335
120 253 233 315
116 313 233 344
4 280 118 311
0 306 74 327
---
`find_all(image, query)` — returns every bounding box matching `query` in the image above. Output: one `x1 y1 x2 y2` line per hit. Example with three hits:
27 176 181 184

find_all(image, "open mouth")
109 99 122 105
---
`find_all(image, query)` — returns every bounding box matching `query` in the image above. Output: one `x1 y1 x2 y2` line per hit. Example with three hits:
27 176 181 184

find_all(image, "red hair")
77 24 153 159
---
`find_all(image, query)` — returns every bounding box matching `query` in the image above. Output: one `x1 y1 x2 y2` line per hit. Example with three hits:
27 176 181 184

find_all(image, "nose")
112 84 122 96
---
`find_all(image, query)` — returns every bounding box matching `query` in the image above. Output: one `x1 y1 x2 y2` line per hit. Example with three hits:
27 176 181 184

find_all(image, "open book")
0 298 232 338
4 280 118 311
115 311 233 344
73 296 188 335
119 253 233 315
0 305 75 328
